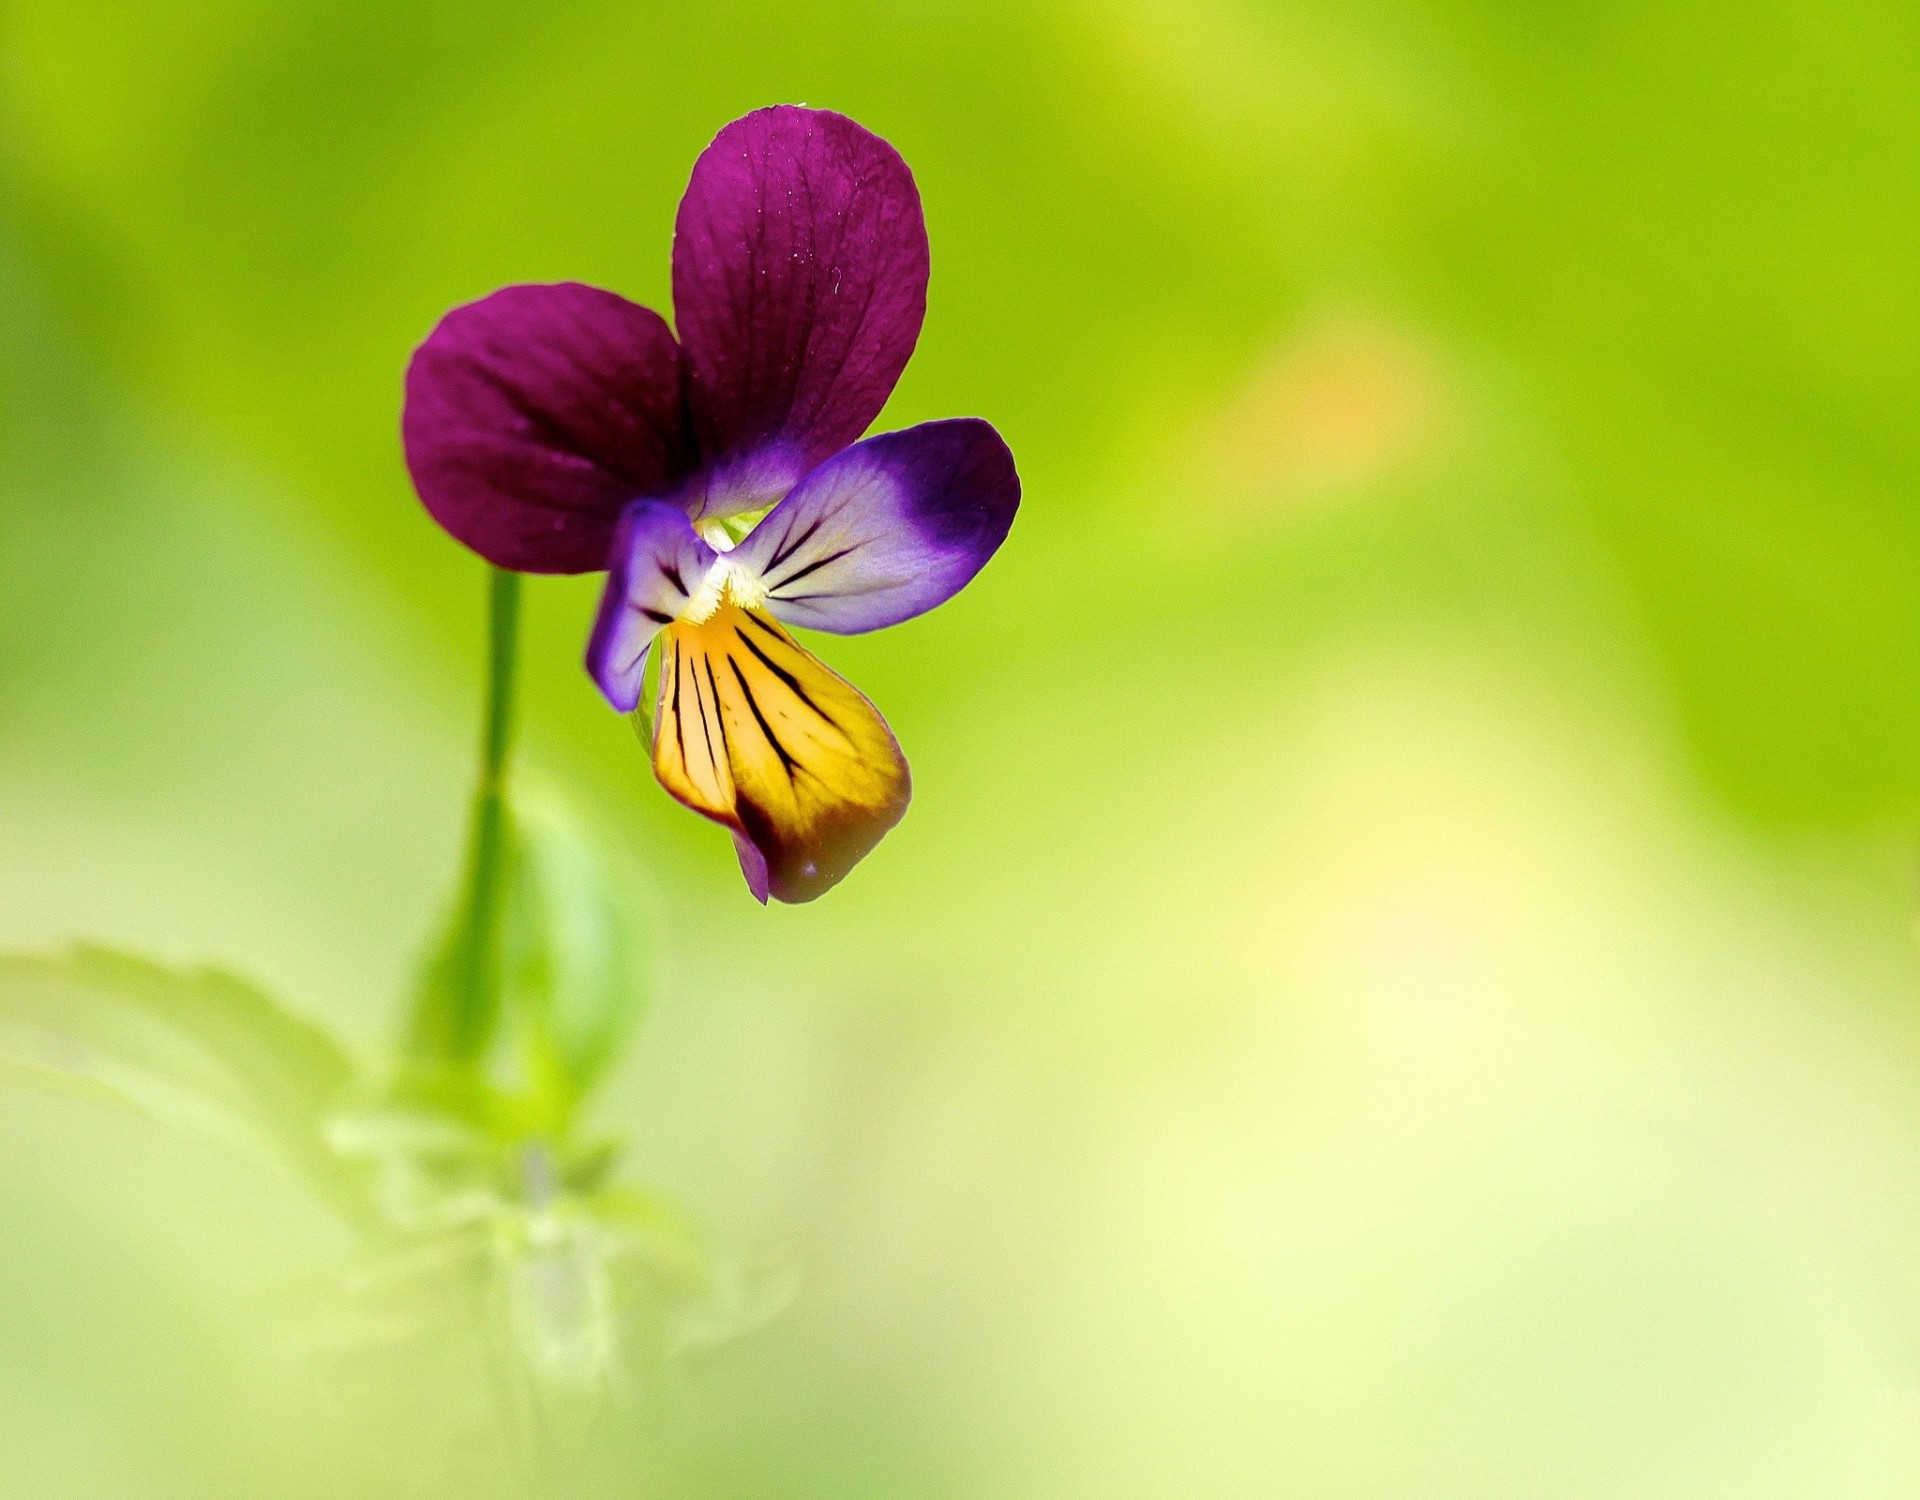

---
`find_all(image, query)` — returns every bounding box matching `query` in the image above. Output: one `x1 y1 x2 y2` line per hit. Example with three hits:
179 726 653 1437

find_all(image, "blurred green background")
6 0 1920 1494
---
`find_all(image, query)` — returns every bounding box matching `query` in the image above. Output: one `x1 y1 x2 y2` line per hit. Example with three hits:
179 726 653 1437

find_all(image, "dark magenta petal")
403 283 693 573
585 501 716 711
672 106 929 516
733 419 1020 634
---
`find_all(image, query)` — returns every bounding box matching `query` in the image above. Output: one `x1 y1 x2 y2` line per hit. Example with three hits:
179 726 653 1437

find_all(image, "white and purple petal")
671 106 929 519
403 283 693 574
585 501 716 712
733 419 1020 635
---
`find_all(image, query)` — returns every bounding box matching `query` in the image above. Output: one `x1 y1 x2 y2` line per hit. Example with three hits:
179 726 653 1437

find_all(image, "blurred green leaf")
402 832 511 1117
399 785 653 1139
0 945 367 1216
325 1101 502 1223
590 1186 708 1296
501 789 654 1119
665 1251 798 1360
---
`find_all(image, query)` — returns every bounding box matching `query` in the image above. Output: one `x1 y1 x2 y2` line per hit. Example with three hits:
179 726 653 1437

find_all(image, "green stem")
461 567 521 1048
410 567 522 1067
480 566 521 795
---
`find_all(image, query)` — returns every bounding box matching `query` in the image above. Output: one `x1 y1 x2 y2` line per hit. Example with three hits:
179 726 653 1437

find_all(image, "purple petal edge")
731 831 773 904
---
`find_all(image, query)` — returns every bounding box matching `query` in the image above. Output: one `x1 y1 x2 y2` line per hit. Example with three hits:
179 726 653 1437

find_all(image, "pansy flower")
403 106 1020 904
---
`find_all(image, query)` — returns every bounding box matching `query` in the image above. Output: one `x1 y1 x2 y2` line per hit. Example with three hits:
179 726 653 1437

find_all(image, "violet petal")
585 500 716 711
730 831 773 905
734 418 1020 635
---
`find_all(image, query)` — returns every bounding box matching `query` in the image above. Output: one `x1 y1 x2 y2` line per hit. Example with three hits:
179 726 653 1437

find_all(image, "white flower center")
683 557 768 624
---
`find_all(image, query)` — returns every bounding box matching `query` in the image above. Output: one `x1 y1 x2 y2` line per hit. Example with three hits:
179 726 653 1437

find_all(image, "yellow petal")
650 601 910 903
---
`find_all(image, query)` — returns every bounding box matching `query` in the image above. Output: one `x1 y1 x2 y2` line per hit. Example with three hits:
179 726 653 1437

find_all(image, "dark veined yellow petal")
650 600 910 903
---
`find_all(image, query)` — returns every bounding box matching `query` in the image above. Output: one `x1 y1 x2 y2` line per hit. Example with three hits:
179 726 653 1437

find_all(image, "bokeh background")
6 0 1920 1495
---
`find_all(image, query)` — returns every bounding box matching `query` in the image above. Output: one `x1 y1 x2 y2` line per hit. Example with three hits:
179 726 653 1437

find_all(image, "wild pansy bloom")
403 106 1018 903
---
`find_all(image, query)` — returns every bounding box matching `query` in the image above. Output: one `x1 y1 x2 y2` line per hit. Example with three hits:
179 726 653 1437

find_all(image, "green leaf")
0 945 367 1215
398 782 652 1138
324 1101 502 1220
403 785 513 1079
499 787 655 1123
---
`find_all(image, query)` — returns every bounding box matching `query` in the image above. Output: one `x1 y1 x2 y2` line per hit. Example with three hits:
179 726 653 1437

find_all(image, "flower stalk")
463 564 522 1053
407 566 521 1071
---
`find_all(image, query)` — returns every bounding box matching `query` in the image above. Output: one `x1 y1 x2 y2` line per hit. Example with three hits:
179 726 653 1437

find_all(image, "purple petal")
733 419 1020 634
730 831 772 905
585 501 716 711
672 106 929 517
403 283 694 573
